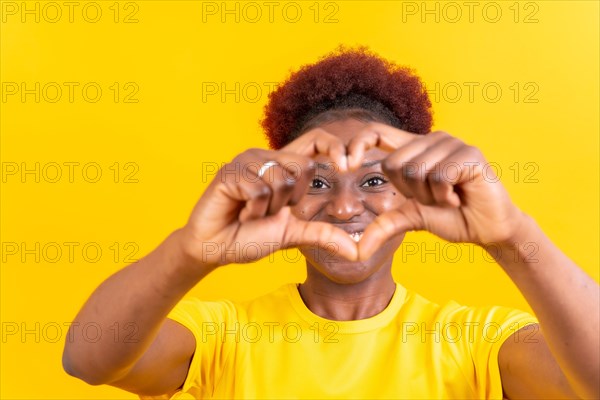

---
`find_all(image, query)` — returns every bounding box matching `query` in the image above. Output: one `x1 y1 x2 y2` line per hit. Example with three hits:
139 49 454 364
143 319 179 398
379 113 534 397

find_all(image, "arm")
349 123 599 399
63 136 358 396
62 229 213 395
496 215 599 399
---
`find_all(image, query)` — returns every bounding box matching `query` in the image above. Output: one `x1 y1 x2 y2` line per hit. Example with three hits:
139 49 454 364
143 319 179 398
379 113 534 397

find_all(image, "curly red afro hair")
261 46 433 149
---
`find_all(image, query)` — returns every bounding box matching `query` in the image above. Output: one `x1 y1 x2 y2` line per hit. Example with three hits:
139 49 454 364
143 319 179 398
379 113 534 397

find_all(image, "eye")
361 176 387 187
310 178 330 189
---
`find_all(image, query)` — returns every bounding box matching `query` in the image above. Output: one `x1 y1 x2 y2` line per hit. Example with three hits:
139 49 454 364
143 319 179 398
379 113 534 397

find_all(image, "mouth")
348 231 363 242
328 223 368 243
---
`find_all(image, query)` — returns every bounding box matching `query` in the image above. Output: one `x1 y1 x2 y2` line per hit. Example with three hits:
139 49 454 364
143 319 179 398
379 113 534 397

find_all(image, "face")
291 118 408 284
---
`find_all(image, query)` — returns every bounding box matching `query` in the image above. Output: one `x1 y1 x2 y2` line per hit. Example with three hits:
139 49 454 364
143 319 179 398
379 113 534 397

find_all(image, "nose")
325 186 365 221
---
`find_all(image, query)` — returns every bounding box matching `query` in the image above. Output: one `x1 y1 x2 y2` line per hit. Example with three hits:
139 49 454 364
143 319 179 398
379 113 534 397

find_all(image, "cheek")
369 188 406 214
290 197 322 220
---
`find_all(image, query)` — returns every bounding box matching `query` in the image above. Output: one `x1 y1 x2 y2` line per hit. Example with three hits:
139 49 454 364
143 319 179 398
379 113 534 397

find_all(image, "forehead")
313 118 390 162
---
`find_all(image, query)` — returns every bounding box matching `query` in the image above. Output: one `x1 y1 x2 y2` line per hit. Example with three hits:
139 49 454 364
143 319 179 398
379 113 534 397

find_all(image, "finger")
282 128 348 171
219 174 272 223
402 136 464 205
380 146 425 203
257 164 299 216
347 123 419 170
244 150 316 209
382 133 463 205
285 214 359 261
287 163 315 206
427 157 463 207
439 145 485 186
213 150 315 224
381 131 453 169
428 171 461 208
418 144 478 207
270 153 316 206
427 145 486 205
357 200 424 261
247 148 316 175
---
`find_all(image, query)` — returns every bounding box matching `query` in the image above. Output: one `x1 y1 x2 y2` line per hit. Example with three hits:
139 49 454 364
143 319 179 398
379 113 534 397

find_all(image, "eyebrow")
315 160 382 170
361 160 382 168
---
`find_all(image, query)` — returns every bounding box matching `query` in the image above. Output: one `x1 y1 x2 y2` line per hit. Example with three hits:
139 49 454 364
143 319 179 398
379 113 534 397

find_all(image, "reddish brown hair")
261 46 433 149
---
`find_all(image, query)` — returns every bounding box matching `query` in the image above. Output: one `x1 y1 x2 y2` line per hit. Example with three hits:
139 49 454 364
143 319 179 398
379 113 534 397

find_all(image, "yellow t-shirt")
164 283 537 399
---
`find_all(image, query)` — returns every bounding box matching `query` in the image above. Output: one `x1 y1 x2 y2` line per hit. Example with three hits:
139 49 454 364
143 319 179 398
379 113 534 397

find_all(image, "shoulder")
169 283 297 323
395 285 538 337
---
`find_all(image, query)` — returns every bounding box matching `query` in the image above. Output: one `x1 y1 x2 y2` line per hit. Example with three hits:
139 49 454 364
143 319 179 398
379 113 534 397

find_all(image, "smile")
349 231 363 242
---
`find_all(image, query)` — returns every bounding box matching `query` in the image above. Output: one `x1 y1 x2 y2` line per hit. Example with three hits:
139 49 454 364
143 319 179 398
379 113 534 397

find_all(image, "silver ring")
257 161 278 178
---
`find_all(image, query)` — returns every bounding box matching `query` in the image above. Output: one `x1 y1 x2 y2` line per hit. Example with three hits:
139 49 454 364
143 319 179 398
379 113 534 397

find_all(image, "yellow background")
1 0 598 398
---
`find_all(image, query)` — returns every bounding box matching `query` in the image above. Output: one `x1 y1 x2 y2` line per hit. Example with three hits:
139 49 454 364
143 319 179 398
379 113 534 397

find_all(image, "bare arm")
350 123 599 399
62 229 211 395
63 137 357 396
496 216 599 399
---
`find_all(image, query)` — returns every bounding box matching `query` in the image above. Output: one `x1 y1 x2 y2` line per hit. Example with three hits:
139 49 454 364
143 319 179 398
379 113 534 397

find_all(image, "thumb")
283 212 359 261
358 200 424 261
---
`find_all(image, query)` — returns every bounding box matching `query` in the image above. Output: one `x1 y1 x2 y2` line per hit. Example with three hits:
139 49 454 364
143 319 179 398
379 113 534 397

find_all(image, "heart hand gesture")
345 123 525 261
180 122 524 268
179 130 360 269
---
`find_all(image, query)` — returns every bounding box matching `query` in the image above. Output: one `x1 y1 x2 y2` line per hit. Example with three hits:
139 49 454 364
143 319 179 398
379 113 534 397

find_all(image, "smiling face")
291 118 408 284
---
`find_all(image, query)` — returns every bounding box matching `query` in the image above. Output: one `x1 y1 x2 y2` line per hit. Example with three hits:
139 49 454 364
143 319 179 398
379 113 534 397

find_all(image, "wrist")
498 208 532 246
477 205 529 246
484 213 541 268
168 228 219 280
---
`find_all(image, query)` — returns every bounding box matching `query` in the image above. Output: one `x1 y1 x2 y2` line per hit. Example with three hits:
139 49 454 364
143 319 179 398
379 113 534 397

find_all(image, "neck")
298 265 396 321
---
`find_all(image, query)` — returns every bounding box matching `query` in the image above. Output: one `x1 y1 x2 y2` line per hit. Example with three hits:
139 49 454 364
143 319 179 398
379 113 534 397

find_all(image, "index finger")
347 123 420 170
281 128 349 172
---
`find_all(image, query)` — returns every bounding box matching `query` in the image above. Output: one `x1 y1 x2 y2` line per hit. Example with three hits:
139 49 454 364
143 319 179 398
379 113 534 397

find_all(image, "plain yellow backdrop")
1 1 598 398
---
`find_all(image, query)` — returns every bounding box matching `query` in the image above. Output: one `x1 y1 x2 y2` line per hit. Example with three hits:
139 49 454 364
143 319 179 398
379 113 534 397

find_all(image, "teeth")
349 232 363 242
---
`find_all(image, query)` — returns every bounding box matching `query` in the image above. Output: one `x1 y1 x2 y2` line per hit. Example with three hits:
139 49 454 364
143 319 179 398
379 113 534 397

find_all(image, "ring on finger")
258 161 279 178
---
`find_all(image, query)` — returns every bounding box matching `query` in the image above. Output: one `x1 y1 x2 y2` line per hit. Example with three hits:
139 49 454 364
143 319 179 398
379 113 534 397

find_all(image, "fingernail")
346 245 359 261
341 156 348 172
347 154 356 170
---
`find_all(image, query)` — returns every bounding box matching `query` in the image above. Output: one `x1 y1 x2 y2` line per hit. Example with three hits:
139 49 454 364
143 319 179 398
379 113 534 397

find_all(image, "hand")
180 130 358 269
348 123 525 261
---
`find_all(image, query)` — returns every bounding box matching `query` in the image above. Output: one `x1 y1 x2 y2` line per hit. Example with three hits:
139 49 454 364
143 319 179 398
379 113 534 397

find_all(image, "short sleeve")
455 306 538 399
165 297 238 399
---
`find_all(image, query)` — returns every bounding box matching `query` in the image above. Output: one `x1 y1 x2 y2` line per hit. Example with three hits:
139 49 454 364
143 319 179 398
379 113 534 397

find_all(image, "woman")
62 48 599 399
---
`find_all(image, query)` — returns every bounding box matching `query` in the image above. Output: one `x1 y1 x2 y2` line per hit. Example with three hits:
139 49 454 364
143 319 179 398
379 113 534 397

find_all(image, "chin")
300 241 401 284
